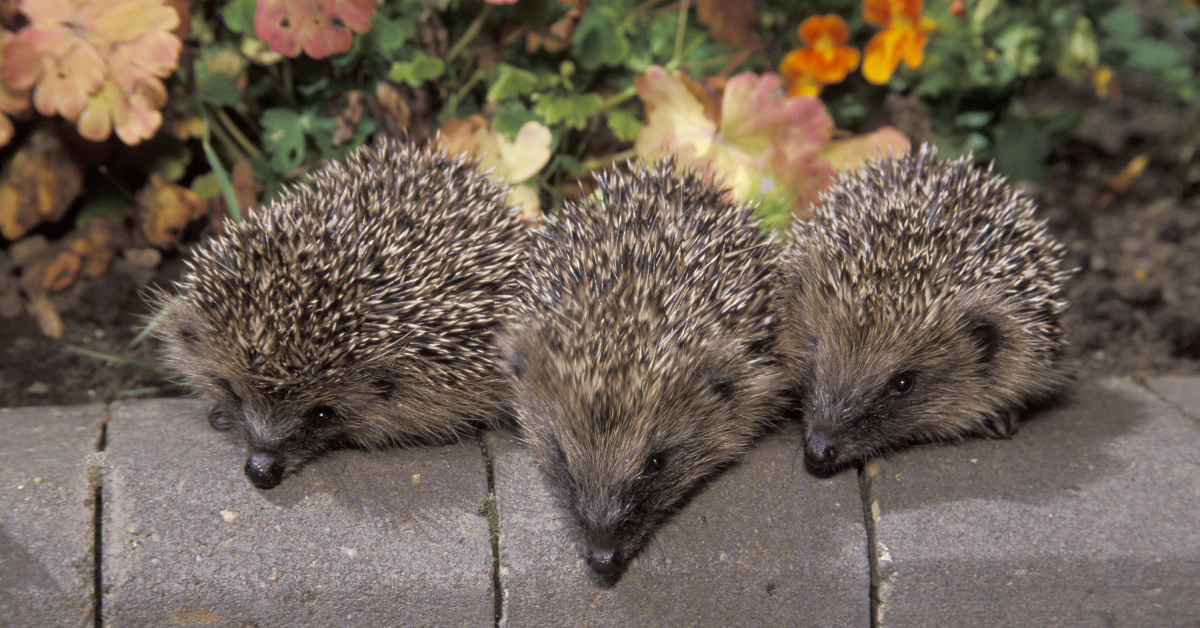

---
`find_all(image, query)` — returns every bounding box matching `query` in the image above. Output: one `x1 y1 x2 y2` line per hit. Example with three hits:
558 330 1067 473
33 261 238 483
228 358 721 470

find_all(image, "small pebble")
25 381 50 395
123 247 162 269
1113 274 1161 307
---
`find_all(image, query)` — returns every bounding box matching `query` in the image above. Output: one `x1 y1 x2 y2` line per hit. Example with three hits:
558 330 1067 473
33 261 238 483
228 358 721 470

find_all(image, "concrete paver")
866 377 1200 627
0 404 104 628
1146 375 1200 423
486 428 869 627
101 398 494 627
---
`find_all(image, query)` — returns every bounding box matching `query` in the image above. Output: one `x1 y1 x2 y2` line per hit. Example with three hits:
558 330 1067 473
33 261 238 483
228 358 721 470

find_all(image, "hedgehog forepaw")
980 409 1020 439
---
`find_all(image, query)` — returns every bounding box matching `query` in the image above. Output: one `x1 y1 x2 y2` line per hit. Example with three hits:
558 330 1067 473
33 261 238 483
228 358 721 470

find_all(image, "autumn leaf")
438 115 552 217
820 126 911 172
0 130 83 241
635 66 836 210
526 0 587 54
0 28 30 147
3 0 182 144
696 0 760 47
255 0 375 59
17 217 114 337
138 172 207 246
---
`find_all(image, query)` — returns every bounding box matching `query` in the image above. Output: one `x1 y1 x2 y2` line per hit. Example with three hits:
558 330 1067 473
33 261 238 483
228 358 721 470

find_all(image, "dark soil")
1 79 1197 408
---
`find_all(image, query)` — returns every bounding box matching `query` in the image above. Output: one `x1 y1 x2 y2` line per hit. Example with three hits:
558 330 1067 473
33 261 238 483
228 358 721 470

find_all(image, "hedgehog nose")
245 452 284 489
585 545 622 579
804 435 838 475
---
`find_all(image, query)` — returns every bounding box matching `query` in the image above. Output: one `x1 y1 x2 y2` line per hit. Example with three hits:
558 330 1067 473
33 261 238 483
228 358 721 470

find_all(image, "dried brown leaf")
26 292 62 338
20 248 82 294
373 82 413 138
526 0 588 54
331 91 364 146
230 157 259 222
696 0 760 47
137 173 206 246
0 130 84 241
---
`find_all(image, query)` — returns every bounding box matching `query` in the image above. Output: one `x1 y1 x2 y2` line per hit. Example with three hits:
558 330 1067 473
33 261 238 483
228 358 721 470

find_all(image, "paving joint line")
92 403 110 628
1133 374 1200 428
477 435 503 627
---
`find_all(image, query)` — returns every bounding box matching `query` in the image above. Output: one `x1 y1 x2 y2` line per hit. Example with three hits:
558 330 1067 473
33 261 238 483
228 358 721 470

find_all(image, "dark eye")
889 372 915 396
307 405 338 426
643 452 667 477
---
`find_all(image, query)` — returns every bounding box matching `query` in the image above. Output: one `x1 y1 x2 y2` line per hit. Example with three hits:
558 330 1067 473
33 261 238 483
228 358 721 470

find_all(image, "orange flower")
861 0 935 85
780 15 860 97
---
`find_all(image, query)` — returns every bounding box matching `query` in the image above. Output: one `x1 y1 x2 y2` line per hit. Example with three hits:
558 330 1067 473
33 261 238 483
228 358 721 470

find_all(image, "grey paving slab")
1146 375 1200 423
102 398 493 628
0 404 104 628
867 377 1200 628
487 428 869 627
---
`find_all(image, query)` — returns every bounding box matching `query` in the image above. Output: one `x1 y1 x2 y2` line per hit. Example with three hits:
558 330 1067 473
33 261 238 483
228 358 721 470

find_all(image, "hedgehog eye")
306 405 338 427
889 372 916 396
642 452 667 477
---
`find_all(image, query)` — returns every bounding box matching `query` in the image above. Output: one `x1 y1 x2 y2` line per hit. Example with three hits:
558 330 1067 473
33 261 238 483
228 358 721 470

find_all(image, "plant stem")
201 113 244 222
215 108 262 158
447 4 494 63
600 86 638 113
582 149 637 173
672 0 690 69
440 68 486 123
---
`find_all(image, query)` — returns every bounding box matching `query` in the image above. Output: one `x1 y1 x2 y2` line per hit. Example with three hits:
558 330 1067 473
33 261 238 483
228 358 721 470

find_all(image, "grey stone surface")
1146 375 1200 423
102 398 493 627
867 378 1200 627
487 428 869 627
0 404 104 628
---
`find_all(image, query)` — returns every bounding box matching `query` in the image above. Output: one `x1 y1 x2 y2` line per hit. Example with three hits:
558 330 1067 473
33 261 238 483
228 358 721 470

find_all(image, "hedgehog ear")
963 314 1002 365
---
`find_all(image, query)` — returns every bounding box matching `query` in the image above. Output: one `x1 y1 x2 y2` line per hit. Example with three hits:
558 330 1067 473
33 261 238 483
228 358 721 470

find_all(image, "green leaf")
493 101 541 139
367 14 416 56
1098 4 1140 41
74 190 131 226
195 73 244 107
571 5 630 69
556 154 585 174
992 114 1049 184
532 93 605 130
488 64 540 102
954 111 993 129
221 0 257 35
388 53 446 87
190 172 223 201
1127 39 1183 72
606 109 641 143
147 137 192 181
261 108 310 174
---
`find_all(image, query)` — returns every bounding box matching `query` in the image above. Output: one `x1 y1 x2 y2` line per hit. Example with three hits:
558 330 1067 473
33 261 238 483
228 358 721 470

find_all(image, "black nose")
585 545 623 578
804 435 838 476
245 452 284 489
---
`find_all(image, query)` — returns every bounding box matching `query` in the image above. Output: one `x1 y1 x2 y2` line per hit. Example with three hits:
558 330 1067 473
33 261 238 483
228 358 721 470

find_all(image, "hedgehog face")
503 327 776 584
199 372 401 489
797 302 1011 477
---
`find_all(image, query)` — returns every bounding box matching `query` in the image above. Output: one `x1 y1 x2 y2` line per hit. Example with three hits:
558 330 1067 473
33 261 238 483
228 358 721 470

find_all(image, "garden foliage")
0 0 1195 337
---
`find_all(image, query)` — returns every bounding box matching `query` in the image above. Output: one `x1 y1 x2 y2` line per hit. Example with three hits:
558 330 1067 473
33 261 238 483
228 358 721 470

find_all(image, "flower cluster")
781 0 935 96
633 66 908 221
1 0 183 145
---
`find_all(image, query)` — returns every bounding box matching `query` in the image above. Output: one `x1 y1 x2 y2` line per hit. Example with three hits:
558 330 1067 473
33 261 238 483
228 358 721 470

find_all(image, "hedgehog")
776 144 1074 478
497 160 786 584
153 137 527 489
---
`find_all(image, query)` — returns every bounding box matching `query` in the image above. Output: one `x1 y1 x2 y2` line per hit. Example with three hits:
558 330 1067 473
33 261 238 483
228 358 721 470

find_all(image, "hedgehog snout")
585 543 623 579
803 433 842 478
245 451 285 489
